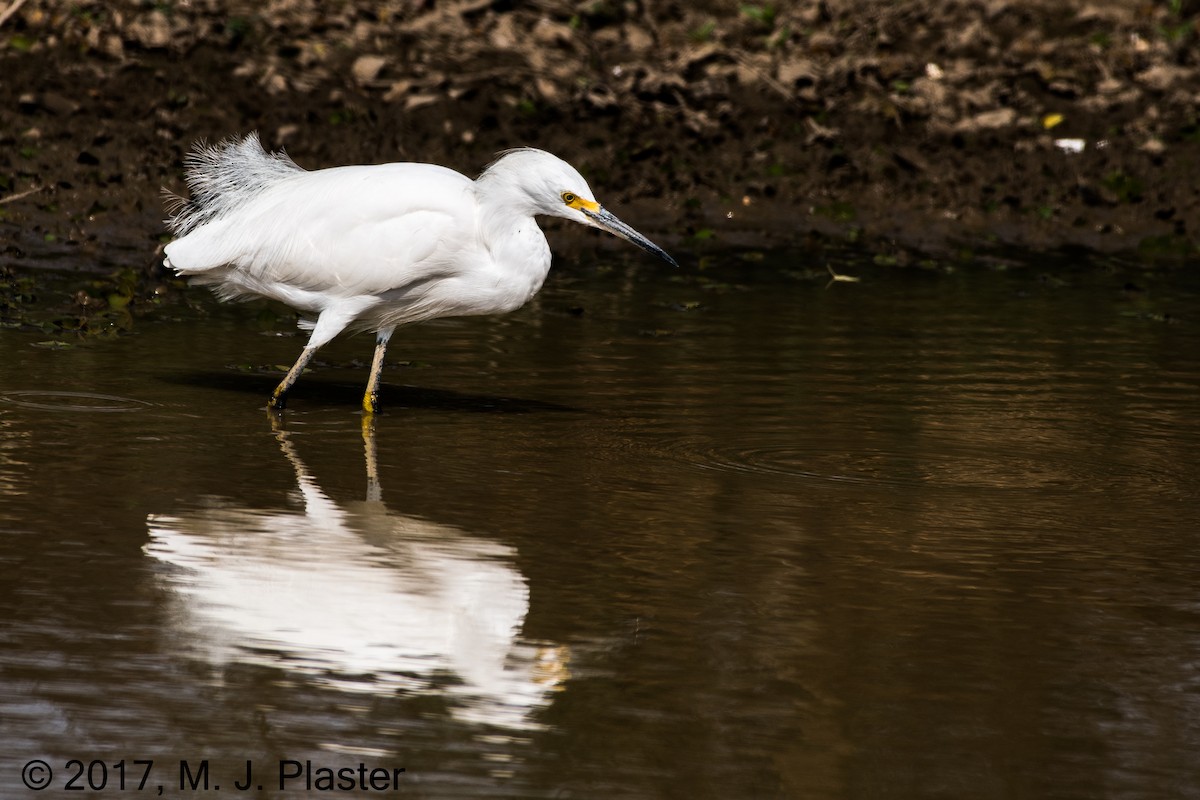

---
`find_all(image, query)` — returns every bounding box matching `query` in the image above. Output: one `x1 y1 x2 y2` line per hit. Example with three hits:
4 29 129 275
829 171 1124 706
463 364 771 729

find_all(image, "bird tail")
165 132 305 237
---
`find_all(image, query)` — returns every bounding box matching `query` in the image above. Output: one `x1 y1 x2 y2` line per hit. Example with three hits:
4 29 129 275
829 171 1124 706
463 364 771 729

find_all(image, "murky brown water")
2 250 1199 799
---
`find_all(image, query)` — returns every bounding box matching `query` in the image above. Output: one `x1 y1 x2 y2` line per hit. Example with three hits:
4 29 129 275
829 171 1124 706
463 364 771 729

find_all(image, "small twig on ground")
825 264 861 289
0 0 32 30
0 184 45 205
732 52 804 110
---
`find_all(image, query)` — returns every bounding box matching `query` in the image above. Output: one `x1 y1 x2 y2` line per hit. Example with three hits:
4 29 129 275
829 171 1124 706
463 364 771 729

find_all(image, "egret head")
483 149 678 268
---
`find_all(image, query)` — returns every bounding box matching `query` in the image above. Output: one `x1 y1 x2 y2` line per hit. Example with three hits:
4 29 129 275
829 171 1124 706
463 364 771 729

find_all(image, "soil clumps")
1 0 1199 272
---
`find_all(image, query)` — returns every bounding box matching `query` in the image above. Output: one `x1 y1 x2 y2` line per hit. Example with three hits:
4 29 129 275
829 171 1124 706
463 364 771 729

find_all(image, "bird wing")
166 162 479 298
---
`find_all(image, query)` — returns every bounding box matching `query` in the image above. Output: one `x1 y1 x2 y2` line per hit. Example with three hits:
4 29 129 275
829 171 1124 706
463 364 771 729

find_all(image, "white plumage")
164 133 676 412
144 429 569 729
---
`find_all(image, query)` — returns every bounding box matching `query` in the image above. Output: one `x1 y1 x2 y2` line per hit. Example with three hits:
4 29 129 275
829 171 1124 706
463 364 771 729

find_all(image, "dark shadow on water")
165 370 581 414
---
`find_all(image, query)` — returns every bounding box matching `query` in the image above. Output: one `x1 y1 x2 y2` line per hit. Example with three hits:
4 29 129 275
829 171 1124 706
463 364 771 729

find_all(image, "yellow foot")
362 392 380 415
268 394 287 412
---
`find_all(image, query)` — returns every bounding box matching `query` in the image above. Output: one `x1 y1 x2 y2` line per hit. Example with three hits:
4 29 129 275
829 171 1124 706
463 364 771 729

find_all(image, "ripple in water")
0 391 153 413
648 433 1158 494
642 432 907 487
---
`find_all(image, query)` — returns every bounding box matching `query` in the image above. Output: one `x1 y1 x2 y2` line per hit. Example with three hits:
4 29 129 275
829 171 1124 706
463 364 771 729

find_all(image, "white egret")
163 133 677 413
145 425 568 729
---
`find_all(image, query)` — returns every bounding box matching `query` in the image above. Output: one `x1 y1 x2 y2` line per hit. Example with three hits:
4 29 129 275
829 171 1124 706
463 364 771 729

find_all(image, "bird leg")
269 345 318 412
362 327 395 415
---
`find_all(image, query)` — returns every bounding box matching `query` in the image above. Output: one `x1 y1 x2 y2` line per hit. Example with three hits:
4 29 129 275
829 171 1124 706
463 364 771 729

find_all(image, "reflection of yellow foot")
361 412 381 502
533 645 572 688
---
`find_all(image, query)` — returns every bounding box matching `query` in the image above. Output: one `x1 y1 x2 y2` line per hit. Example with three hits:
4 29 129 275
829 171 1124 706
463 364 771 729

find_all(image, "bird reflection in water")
144 417 568 730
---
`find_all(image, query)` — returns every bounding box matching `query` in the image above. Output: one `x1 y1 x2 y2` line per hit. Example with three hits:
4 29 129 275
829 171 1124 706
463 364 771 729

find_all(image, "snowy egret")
164 133 678 413
145 424 568 729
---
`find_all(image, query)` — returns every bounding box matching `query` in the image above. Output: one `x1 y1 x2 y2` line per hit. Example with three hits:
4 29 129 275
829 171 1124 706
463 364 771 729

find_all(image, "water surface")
2 250 1199 798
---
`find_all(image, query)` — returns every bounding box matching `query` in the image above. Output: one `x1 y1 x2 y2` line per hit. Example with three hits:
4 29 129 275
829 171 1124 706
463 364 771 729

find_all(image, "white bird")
163 134 677 413
144 427 569 730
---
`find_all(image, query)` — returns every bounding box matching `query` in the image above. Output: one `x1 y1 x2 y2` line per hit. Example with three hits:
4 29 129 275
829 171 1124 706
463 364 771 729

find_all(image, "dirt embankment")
1 0 1199 272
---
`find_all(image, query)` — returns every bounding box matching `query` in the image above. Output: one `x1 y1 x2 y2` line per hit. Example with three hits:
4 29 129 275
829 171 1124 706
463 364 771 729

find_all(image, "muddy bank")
1 0 1199 275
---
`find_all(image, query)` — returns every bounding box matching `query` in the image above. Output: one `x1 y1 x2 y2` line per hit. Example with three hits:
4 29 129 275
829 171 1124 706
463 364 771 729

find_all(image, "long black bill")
583 206 679 268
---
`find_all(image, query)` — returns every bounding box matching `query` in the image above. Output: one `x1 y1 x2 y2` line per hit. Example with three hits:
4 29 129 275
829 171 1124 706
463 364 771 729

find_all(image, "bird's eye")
561 192 577 206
